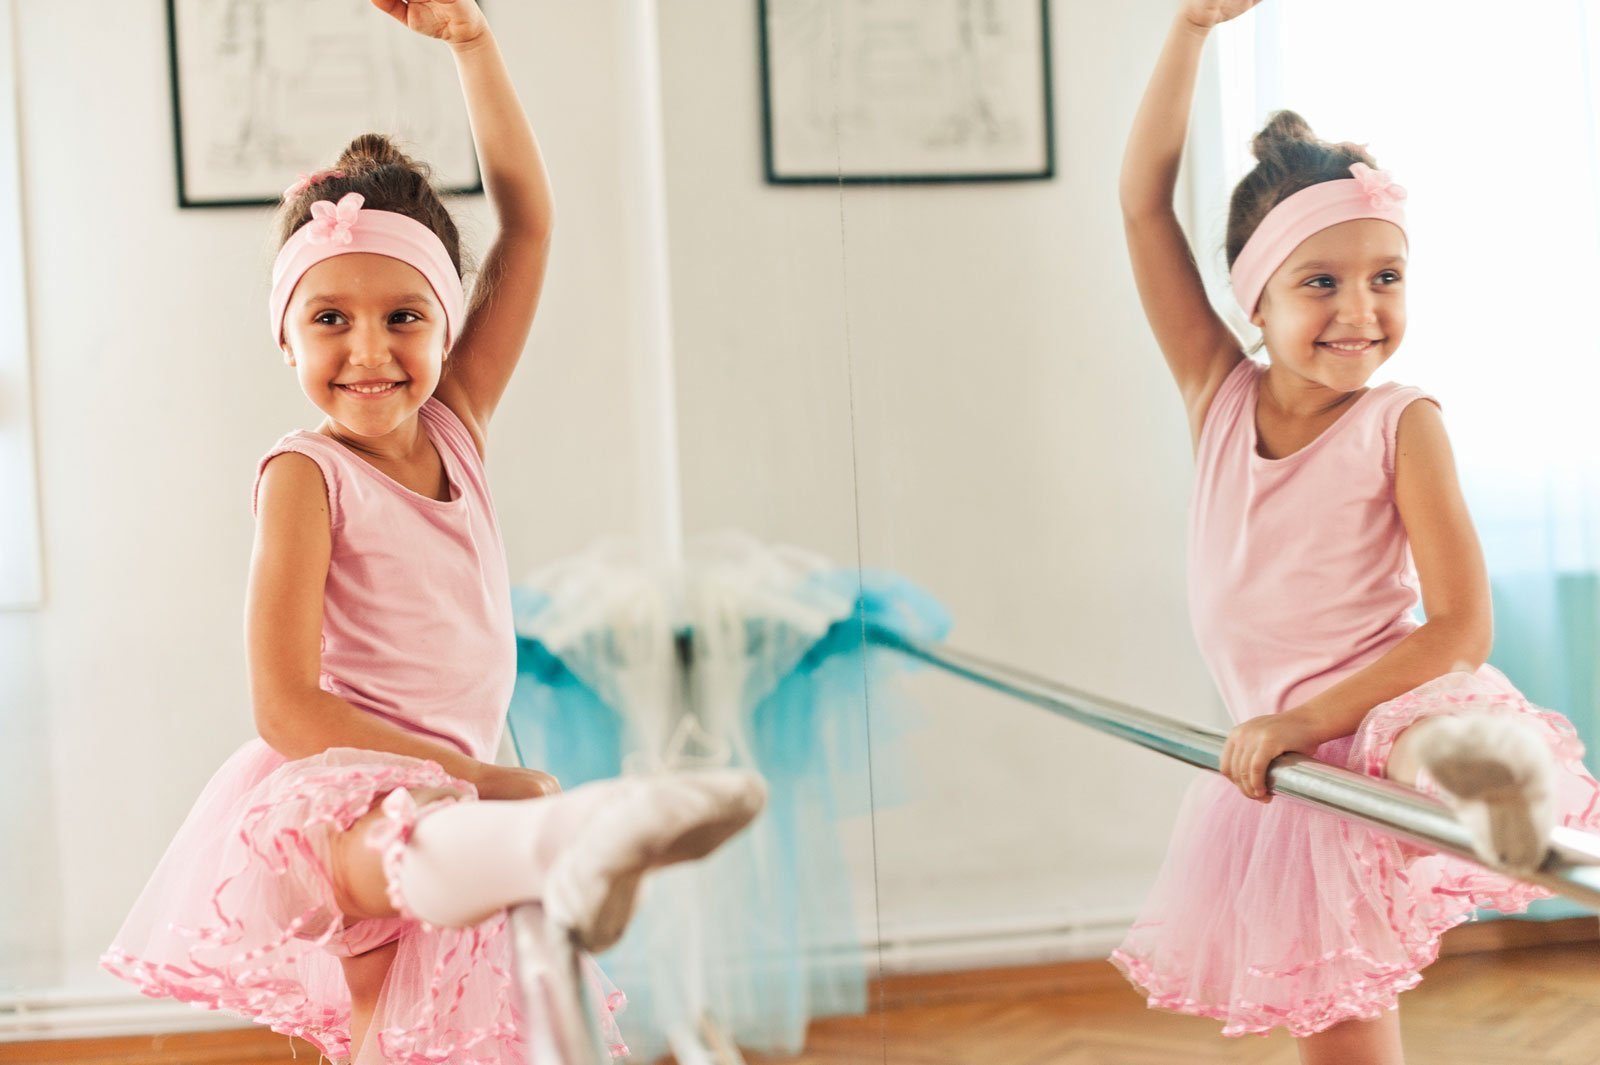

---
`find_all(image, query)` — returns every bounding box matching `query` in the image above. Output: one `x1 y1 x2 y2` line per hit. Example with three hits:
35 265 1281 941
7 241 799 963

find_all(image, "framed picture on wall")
758 0 1055 185
166 0 483 208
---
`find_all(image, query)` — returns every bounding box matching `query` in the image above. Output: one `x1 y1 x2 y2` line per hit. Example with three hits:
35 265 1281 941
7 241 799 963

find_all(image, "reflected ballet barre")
867 628 1600 912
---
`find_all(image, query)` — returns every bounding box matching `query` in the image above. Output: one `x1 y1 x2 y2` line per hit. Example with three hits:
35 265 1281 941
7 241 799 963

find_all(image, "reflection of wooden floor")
6 922 1596 1064
740 934 1600 1065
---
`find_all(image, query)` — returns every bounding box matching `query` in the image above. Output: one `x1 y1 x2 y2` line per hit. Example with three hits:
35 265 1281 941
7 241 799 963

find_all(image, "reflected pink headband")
1229 162 1408 320
269 191 466 350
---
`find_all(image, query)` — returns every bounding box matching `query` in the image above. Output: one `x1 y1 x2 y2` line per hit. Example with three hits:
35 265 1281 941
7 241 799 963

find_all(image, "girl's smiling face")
1251 218 1408 396
279 253 448 436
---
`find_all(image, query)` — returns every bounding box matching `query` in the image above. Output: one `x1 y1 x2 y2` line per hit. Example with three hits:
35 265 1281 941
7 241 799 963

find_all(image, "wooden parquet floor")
741 941 1600 1065
6 937 1599 1064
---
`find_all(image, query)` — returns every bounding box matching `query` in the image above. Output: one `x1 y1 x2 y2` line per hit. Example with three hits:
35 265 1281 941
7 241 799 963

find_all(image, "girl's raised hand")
1181 0 1265 31
369 0 488 47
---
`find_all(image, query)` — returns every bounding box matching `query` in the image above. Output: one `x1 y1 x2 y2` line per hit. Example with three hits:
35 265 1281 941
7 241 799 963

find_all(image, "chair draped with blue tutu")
504 532 951 1061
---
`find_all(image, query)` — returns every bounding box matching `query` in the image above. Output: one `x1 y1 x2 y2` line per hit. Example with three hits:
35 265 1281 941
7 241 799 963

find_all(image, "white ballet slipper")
543 769 768 953
1413 712 1558 875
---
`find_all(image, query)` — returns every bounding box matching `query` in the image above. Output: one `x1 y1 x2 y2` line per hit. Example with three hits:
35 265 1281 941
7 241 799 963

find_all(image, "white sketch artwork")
764 0 1051 179
171 0 479 204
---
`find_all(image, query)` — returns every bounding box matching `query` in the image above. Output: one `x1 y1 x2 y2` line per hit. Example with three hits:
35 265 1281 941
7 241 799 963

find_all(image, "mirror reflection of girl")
1114 2 1600 1062
98 3 765 1062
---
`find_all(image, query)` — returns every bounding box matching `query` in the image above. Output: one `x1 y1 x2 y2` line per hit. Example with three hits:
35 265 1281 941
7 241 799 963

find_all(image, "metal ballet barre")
869 627 1600 911
510 903 614 1065
513 626 1600 1064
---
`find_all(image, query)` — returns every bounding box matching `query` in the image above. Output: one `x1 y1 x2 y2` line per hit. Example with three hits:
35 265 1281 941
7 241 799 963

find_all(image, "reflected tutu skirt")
100 741 627 1064
1110 667 1600 1038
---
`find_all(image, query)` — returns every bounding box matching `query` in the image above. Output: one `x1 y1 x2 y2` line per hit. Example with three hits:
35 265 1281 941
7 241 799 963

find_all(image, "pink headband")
1229 162 1408 320
269 191 466 351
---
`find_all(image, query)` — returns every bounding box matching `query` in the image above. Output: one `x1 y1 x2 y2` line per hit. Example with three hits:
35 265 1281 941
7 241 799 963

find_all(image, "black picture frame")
166 0 485 209
758 0 1056 186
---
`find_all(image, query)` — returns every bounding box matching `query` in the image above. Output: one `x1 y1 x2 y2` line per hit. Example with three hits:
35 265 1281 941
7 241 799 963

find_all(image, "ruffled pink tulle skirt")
1110 667 1600 1038
100 741 627 1064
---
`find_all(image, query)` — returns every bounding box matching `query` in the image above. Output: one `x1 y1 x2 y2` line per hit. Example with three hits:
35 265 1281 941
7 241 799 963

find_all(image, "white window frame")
0 0 41 611
1185 5 1283 348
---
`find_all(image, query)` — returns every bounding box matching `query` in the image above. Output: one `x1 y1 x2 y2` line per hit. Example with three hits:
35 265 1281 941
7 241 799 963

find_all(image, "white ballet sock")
392 779 631 928
1411 712 1558 874
389 769 767 935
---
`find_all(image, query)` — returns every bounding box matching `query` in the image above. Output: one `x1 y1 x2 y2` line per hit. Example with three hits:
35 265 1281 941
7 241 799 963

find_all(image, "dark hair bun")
334 133 425 179
273 132 469 281
1250 109 1318 162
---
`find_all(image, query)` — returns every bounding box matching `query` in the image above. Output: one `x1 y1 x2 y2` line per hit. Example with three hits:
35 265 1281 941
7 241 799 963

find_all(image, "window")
0 0 40 611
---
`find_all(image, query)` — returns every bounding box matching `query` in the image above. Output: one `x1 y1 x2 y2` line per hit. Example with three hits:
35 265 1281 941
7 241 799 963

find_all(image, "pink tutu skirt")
1110 667 1600 1038
100 741 627 1064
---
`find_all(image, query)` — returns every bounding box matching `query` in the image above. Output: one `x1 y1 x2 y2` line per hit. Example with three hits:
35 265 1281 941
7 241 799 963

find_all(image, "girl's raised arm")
372 0 554 444
1120 3 1258 444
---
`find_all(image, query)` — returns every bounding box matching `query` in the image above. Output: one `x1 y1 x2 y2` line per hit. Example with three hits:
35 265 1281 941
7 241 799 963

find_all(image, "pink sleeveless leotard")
1111 357 1600 1037
248 396 517 763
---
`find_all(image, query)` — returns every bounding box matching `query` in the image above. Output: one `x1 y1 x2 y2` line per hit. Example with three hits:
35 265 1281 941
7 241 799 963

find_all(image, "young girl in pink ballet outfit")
1114 2 1600 1062
99 3 764 1062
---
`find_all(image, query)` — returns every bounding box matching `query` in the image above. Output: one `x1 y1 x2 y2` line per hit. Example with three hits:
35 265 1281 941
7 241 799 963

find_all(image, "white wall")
659 0 1225 962
4 0 1229 1019
1 0 650 994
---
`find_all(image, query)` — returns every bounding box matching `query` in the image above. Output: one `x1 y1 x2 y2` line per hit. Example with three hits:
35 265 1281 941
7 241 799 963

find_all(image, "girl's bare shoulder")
255 449 334 531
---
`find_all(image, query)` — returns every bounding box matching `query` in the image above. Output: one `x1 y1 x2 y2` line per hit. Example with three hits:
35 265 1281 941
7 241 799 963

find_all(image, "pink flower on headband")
305 192 365 246
282 168 344 200
1349 162 1407 209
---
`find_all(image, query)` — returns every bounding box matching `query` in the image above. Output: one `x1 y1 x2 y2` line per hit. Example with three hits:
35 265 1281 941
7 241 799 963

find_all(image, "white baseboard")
870 903 1136 974
0 987 260 1042
1 906 1139 1042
